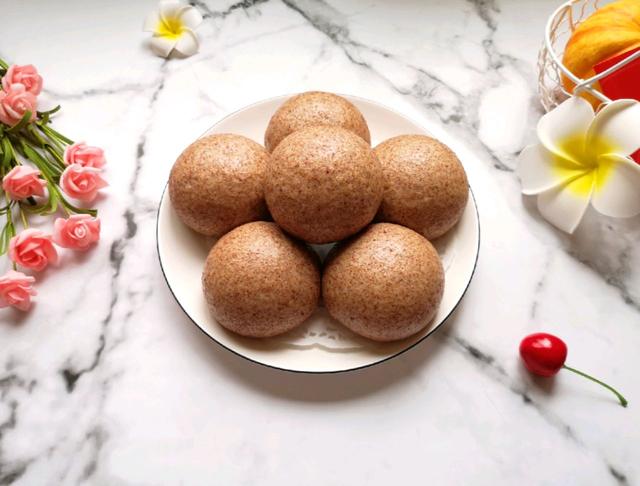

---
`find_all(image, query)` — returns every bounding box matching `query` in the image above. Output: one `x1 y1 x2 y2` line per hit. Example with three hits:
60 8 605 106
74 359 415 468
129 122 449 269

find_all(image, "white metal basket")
538 0 640 112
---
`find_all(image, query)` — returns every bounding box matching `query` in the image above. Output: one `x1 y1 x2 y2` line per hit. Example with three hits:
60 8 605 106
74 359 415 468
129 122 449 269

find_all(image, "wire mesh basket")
537 0 640 112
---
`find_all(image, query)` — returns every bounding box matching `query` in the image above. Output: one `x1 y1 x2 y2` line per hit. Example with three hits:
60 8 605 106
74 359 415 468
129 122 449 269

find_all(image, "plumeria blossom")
518 97 640 233
143 1 203 58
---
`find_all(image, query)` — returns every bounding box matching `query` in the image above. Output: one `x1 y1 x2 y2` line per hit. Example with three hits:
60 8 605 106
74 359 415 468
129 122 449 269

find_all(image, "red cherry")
519 332 567 377
519 332 628 407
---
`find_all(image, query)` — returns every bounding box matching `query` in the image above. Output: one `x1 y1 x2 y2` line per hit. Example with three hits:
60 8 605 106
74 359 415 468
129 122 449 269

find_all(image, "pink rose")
2 165 47 200
53 215 100 250
0 270 36 311
60 164 108 202
63 142 106 169
9 229 58 271
0 84 37 127
1 64 43 95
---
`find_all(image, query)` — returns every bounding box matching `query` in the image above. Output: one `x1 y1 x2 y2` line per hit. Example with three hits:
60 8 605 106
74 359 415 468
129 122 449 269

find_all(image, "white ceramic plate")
157 95 480 373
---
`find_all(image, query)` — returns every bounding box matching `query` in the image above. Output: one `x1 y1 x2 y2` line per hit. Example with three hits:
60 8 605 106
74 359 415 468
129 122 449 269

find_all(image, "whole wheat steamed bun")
264 91 371 152
323 223 444 342
265 126 383 244
169 134 269 237
374 135 469 240
202 222 320 338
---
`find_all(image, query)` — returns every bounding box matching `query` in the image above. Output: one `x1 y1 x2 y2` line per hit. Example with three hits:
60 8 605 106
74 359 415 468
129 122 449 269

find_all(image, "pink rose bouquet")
0 84 37 127
60 164 108 202
2 64 43 95
53 215 100 250
0 270 36 311
64 142 106 169
2 166 47 200
0 57 106 312
9 229 58 271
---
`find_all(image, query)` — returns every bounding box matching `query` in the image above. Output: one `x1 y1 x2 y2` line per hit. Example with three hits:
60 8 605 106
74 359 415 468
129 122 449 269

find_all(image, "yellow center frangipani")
552 133 618 196
156 16 184 40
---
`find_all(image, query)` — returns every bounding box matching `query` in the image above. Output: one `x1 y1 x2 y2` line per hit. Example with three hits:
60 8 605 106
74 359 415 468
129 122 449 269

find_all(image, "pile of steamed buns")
169 92 469 342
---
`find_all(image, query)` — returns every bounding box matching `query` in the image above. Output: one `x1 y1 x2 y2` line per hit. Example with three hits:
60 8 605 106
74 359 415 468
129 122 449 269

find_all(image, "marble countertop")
1 0 639 484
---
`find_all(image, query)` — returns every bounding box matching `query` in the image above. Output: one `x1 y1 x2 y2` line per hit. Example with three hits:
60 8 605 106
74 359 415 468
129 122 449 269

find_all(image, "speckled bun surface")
323 223 444 342
169 133 269 237
202 222 320 338
264 91 371 152
374 135 469 240
265 126 383 244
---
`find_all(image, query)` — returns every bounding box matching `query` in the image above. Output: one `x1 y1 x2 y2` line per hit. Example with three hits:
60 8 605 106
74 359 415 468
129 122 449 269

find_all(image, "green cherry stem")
563 365 628 408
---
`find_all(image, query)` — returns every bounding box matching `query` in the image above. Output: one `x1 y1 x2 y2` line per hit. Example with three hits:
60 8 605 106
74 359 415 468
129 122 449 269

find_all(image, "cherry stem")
563 365 628 408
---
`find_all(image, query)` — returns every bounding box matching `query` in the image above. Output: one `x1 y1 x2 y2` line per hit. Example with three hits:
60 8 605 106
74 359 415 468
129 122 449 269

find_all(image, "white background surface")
0 1 639 485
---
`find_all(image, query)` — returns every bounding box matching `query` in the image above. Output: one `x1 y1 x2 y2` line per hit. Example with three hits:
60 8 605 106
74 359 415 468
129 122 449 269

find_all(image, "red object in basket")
594 47 640 101
594 48 640 164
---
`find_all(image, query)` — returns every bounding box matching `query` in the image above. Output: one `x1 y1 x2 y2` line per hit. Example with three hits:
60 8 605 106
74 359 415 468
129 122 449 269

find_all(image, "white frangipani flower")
517 97 640 233
143 1 203 58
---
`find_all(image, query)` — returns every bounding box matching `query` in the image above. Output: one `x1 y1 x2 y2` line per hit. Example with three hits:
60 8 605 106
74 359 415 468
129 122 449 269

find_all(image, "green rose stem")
23 127 67 173
36 106 61 120
18 204 28 229
3 194 16 269
1 136 17 172
39 124 73 145
35 123 71 151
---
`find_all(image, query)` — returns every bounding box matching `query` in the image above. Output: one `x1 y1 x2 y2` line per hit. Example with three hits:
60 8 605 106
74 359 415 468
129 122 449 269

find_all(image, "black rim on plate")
156 95 481 374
